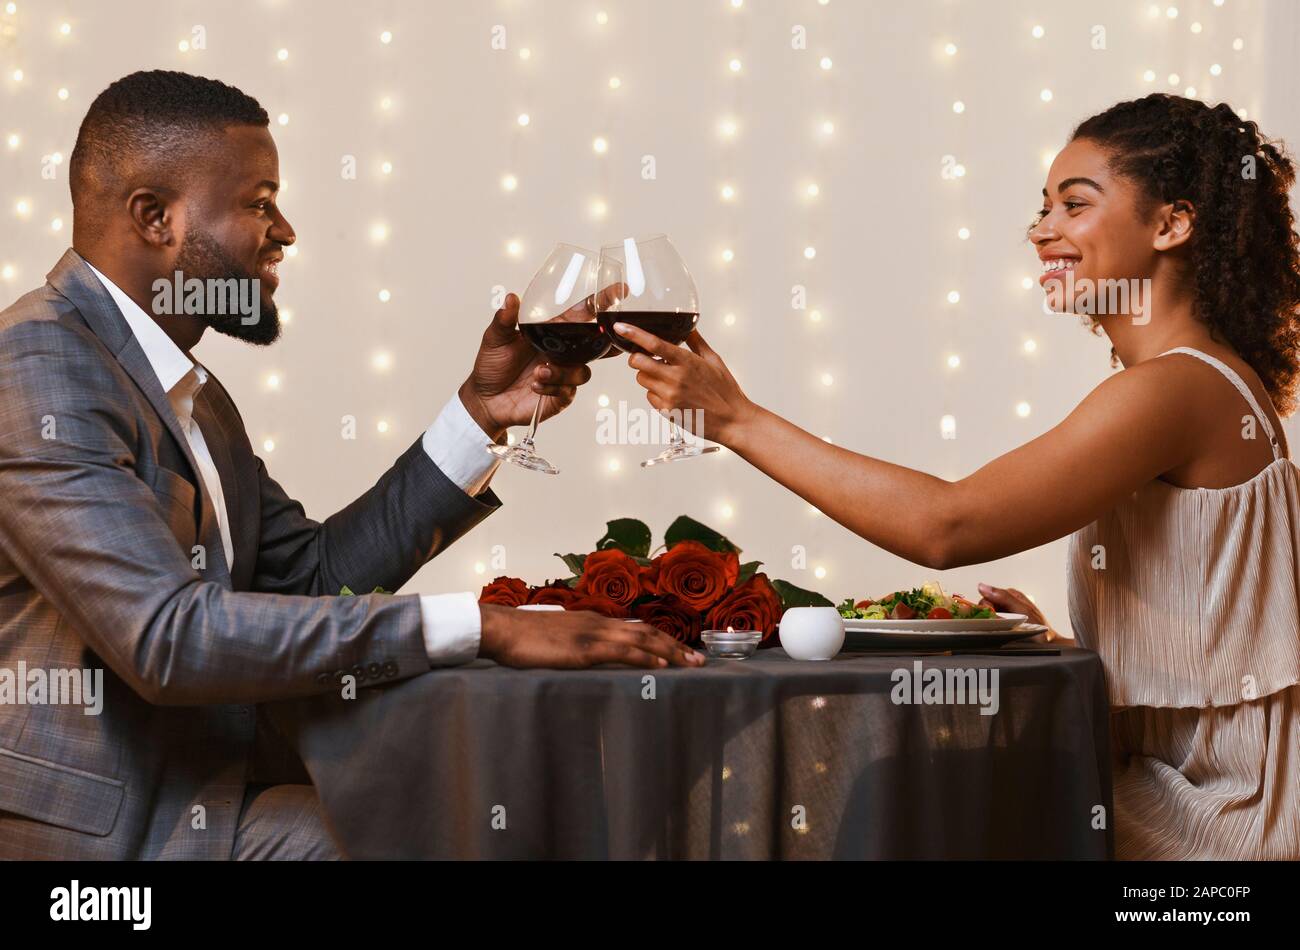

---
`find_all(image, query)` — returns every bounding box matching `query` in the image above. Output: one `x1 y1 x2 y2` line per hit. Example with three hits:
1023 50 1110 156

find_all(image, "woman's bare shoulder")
1099 348 1288 482
1075 354 1208 420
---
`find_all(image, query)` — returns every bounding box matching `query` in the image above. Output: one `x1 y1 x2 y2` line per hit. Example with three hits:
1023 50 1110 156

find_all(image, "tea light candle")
701 627 762 659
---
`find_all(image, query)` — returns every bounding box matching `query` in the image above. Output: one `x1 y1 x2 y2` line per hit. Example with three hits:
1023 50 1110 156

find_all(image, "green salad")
837 581 996 621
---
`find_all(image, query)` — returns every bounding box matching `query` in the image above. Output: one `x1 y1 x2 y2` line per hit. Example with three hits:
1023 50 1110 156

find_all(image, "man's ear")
1152 198 1195 252
125 187 178 248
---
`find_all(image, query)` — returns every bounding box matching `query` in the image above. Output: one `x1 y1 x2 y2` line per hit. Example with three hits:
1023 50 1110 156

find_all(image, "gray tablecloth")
267 647 1113 859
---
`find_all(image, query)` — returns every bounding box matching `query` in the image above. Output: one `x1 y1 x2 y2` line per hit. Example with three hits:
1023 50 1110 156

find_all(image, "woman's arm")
615 322 1199 569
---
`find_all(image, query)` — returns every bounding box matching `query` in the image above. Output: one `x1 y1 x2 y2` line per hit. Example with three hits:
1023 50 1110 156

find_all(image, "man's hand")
478 604 707 669
458 293 593 442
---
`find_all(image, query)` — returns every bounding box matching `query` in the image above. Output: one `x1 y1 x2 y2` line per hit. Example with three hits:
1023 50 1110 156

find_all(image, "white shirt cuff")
422 394 502 497
418 592 482 666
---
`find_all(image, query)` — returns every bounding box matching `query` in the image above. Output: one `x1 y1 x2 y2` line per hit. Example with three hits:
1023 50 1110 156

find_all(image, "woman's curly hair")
1070 93 1300 415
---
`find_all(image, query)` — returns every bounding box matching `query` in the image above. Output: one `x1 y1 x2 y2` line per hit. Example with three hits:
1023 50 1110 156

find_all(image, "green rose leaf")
662 515 741 555
737 560 763 585
595 518 653 558
772 578 834 609
555 553 587 577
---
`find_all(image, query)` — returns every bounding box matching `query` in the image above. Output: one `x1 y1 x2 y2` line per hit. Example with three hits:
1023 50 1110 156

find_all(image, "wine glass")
596 234 720 467
486 243 610 475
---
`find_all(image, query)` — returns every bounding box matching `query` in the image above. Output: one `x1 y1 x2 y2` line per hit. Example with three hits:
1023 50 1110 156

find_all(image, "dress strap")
1157 347 1281 460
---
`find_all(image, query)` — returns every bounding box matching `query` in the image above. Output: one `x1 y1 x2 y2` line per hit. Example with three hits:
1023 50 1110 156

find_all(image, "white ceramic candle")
779 606 845 660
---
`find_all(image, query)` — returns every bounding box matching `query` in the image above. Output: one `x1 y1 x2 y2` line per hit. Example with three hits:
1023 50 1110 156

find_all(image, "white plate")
843 622 1046 650
842 611 1028 633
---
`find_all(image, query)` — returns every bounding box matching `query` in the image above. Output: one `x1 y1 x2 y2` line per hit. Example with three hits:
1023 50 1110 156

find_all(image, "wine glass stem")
520 392 545 448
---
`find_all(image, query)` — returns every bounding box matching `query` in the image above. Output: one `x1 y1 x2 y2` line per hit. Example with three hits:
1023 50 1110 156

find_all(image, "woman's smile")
1038 255 1081 286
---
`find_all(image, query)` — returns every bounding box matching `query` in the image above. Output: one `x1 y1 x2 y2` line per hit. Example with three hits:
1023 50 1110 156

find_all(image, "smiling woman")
1066 95 1300 412
621 92 1300 860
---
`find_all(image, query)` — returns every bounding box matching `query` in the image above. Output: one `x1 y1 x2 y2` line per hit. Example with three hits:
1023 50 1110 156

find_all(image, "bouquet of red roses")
478 516 832 648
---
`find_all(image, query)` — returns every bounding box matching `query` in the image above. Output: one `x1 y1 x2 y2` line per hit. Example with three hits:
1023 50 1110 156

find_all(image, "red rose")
525 582 583 608
638 560 660 596
523 584 626 618
577 549 643 609
479 576 530 607
705 573 783 644
654 540 739 612
568 594 627 619
633 595 702 645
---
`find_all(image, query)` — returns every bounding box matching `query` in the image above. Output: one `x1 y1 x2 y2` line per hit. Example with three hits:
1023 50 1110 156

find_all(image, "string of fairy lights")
367 2 398 447
259 12 290 458
803 0 837 587
711 6 748 536
0 0 1262 603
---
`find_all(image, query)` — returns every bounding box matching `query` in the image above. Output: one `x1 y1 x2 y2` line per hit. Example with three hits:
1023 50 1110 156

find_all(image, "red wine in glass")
597 311 699 356
522 323 612 364
596 235 720 466
488 243 607 475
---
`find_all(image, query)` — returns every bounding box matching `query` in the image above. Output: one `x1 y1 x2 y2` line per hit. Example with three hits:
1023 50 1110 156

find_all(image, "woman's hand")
614 322 757 447
976 583 1066 642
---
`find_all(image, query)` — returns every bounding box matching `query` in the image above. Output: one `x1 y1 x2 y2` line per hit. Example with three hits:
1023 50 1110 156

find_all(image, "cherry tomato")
926 607 953 620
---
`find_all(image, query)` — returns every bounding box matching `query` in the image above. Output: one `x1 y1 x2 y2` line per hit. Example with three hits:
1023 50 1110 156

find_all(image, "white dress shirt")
87 263 499 666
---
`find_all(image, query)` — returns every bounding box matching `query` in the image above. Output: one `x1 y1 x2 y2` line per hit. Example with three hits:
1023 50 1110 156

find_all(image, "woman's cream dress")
1067 347 1300 859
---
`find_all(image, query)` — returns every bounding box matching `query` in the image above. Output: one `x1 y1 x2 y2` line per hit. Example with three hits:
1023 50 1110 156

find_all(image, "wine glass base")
487 442 560 475
641 443 721 467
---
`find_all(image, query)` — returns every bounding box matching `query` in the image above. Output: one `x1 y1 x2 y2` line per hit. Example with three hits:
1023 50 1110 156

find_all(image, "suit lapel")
193 390 247 588
45 248 232 587
192 462 231 586
117 336 225 560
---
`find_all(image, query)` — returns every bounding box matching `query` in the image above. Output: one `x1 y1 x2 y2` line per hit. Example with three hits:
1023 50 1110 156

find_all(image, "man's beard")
173 227 281 346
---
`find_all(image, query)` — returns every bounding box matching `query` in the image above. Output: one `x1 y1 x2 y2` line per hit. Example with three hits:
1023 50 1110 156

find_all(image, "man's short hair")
69 70 269 221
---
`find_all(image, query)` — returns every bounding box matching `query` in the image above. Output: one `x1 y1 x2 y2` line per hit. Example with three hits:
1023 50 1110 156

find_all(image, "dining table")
265 643 1114 859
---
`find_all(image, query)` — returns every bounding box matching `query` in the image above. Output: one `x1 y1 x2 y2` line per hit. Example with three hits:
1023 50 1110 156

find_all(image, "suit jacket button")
383 660 399 677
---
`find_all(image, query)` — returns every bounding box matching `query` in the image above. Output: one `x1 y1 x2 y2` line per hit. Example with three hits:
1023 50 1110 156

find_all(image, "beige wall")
2 0 1297 633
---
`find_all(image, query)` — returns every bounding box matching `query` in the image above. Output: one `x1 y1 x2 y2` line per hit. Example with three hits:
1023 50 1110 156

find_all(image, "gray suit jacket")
0 249 500 858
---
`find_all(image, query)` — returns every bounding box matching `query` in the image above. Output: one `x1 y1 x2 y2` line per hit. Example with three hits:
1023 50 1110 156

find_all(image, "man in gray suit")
0 71 702 860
